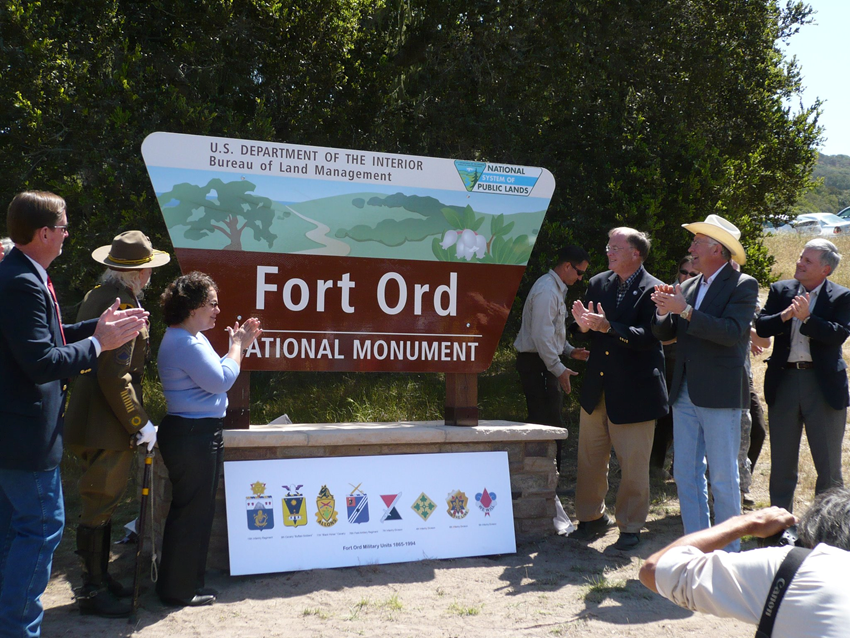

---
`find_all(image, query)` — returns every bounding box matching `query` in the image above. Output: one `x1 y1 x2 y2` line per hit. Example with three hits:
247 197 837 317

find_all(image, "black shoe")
613 532 641 550
570 513 615 541
106 573 132 598
161 594 216 607
196 587 219 597
77 586 133 618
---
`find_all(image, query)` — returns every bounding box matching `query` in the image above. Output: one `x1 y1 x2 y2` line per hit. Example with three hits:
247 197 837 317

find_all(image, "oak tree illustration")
158 178 285 250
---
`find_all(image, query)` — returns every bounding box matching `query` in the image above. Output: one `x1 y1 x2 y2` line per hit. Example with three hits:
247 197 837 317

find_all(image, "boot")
100 521 132 598
75 524 132 618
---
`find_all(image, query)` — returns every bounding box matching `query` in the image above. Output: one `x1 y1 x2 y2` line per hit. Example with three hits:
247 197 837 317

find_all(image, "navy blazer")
0 248 99 471
755 278 850 410
652 263 758 409
578 268 669 424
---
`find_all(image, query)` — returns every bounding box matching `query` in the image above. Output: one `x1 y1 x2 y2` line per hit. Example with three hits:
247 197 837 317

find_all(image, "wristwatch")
680 304 693 321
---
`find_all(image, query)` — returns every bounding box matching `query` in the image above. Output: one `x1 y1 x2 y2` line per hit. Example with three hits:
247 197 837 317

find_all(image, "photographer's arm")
639 507 798 593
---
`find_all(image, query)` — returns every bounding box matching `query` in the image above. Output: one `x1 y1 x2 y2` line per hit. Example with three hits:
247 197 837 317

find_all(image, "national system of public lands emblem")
282 484 307 527
411 492 437 521
315 485 339 527
346 483 370 524
246 481 274 531
446 489 469 519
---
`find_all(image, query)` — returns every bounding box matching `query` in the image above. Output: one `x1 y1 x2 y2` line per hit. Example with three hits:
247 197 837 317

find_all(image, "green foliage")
792 154 850 215
0 0 823 335
442 205 484 232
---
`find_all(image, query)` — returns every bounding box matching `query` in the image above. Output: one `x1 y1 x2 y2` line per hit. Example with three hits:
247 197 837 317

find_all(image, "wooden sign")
142 133 555 373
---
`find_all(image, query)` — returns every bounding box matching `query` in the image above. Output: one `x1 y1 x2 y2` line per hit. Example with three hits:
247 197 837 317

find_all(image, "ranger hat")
92 230 171 269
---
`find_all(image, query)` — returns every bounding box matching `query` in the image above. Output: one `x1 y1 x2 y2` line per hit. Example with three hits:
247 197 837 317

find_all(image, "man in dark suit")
755 239 850 512
569 228 668 550
651 215 758 551
0 191 147 638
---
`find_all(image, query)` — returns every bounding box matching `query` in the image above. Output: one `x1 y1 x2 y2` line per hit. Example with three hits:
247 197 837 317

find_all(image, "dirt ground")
42 455 772 638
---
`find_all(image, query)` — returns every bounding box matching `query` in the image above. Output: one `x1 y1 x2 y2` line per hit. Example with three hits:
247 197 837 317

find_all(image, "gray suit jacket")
651 263 758 409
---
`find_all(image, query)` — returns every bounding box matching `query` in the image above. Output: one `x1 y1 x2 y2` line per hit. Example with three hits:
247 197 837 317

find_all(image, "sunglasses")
679 269 699 277
571 264 587 276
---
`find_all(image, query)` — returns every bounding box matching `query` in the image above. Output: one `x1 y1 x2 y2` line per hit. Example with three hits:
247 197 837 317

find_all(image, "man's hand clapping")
651 283 688 315
94 298 149 351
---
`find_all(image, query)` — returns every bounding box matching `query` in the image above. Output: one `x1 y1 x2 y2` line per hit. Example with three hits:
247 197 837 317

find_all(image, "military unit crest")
315 485 339 527
282 484 307 527
475 488 498 516
380 493 403 522
446 490 469 519
411 492 437 521
246 481 274 531
346 483 370 524
245 481 499 530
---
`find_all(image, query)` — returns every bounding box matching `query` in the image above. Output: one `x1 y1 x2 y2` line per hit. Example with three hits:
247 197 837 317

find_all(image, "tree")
0 0 823 311
159 179 280 250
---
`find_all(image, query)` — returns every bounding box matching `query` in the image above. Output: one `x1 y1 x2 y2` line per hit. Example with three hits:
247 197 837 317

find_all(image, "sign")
223 452 516 575
142 133 555 372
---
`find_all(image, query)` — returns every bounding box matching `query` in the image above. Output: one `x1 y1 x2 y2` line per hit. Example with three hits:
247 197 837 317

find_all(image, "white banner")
223 452 516 575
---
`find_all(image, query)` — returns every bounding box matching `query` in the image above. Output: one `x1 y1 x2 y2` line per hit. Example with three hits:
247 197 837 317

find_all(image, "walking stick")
129 449 154 624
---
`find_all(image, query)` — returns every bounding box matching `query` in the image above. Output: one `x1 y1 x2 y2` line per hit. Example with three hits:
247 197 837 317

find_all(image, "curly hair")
160 271 218 326
798 487 850 550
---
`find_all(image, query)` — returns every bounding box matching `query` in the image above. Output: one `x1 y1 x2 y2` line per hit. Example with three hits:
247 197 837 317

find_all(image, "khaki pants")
575 395 655 533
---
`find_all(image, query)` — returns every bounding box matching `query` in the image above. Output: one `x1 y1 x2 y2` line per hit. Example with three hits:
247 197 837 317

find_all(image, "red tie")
46 276 66 345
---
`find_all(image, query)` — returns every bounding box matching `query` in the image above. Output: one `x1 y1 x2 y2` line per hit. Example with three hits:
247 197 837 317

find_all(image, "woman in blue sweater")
156 271 261 607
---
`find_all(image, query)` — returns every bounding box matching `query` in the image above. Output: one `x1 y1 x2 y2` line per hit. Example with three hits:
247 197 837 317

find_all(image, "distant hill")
792 153 850 214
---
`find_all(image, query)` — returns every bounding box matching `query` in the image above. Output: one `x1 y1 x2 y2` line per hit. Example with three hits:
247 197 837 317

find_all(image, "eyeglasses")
49 224 69 234
690 238 717 248
679 269 699 277
604 245 622 253
206 301 220 309
571 264 587 276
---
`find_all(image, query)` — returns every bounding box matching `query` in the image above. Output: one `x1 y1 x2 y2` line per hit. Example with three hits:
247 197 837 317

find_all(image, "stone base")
146 420 566 572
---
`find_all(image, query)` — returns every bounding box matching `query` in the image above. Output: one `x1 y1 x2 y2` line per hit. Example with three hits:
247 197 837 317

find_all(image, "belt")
785 361 814 369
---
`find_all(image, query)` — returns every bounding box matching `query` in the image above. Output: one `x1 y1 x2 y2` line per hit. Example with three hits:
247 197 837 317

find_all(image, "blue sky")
783 0 850 157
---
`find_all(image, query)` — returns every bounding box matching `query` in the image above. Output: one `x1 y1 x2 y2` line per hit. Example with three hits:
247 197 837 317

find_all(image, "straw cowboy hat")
91 230 171 269
682 214 747 266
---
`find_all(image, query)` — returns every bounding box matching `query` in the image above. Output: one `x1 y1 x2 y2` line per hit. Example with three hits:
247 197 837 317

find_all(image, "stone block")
511 497 551 519
510 472 551 493
523 456 556 473
525 440 557 458
520 517 556 536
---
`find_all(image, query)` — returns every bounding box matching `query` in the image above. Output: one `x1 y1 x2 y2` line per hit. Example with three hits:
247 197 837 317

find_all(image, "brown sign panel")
142 133 554 373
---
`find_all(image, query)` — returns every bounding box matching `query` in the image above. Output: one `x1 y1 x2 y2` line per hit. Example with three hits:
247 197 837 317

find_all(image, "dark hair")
798 487 850 550
554 245 590 269
160 271 218 326
678 255 695 270
6 191 66 245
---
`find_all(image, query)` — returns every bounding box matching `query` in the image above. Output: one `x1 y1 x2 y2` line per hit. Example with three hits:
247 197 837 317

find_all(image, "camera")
759 525 805 548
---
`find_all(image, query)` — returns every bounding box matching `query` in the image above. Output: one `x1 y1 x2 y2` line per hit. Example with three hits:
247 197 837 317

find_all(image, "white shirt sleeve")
655 545 790 624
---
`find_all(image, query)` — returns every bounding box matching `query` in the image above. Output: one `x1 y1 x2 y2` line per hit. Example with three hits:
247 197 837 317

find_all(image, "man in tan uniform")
65 231 170 617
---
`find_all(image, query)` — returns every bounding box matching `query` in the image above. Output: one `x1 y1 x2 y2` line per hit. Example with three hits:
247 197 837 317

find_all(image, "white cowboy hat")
92 230 171 269
682 214 747 265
